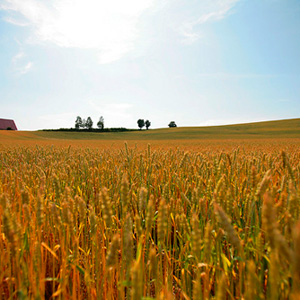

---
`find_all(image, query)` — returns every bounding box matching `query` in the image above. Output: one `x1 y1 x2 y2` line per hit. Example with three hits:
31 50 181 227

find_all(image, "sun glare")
3 0 154 63
46 0 154 61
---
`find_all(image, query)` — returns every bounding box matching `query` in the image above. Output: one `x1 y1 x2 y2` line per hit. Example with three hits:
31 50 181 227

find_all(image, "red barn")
0 119 18 130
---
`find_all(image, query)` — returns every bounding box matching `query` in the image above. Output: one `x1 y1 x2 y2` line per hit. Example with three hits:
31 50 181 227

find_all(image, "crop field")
1 122 300 299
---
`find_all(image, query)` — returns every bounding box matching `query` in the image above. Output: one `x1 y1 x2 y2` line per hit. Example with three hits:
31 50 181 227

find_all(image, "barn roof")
0 119 18 130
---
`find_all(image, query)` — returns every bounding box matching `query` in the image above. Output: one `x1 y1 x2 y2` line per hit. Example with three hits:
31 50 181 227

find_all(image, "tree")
145 120 151 130
81 119 86 129
97 116 104 130
75 116 82 129
168 121 177 128
137 119 145 130
86 117 93 130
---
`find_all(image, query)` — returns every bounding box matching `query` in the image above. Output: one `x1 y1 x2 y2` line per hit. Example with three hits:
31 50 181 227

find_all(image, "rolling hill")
0 118 299 142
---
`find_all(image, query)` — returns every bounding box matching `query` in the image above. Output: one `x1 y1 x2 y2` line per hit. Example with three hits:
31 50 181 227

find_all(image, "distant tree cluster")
137 119 177 129
137 119 151 130
168 121 177 128
75 116 104 130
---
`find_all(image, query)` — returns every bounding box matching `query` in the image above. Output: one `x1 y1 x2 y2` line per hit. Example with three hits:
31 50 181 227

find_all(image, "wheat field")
1 136 300 299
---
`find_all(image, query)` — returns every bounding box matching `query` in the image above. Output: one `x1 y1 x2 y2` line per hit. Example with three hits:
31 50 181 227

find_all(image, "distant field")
1 118 299 152
0 118 299 145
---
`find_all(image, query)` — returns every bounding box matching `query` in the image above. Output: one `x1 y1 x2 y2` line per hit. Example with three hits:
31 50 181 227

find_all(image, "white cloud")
3 16 29 26
1 0 155 64
12 51 25 64
178 0 240 44
18 61 33 75
2 0 241 62
11 50 33 75
179 24 201 45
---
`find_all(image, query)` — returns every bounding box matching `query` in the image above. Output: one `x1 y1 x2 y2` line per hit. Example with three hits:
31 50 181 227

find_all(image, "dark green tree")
97 116 104 130
75 116 82 129
81 119 86 129
145 120 151 130
168 121 177 128
86 117 93 130
137 119 145 130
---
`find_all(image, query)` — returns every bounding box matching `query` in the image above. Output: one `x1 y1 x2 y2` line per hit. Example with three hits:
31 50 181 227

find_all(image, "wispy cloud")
3 16 29 26
1 0 155 64
178 0 240 44
18 61 33 75
12 51 25 64
11 50 33 75
178 24 201 45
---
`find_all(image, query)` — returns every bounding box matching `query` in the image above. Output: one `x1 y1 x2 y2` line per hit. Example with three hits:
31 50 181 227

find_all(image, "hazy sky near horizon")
0 0 299 130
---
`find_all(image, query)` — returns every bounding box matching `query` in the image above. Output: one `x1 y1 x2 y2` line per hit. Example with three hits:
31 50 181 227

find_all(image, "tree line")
75 116 104 130
74 116 177 130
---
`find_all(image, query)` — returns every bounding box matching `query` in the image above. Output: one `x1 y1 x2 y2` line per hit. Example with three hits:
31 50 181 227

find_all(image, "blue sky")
0 0 299 130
